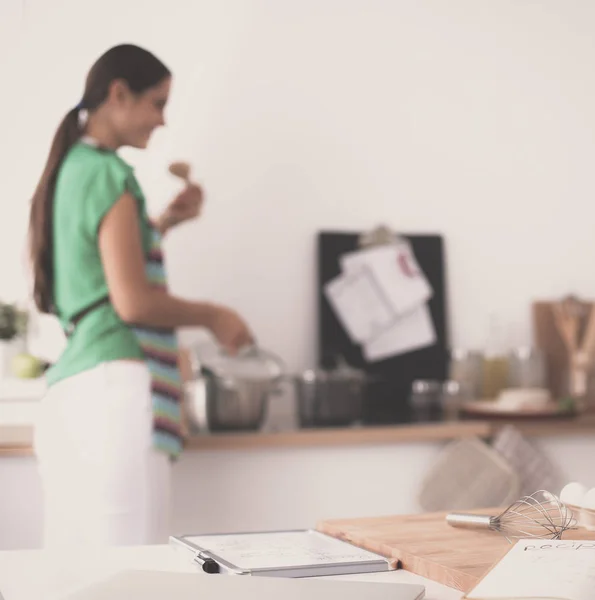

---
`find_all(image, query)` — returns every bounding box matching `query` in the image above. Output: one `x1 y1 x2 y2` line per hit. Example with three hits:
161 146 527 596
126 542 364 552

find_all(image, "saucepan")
293 359 368 427
184 342 285 432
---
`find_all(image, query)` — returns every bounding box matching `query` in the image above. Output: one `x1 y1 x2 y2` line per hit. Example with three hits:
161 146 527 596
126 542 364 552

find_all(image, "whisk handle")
446 513 494 531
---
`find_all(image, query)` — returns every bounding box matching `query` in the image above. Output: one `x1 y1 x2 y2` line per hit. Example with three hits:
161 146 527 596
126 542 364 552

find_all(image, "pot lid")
192 342 285 381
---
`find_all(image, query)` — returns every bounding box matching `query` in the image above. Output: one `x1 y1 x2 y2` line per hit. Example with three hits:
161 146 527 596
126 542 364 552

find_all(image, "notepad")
465 539 595 600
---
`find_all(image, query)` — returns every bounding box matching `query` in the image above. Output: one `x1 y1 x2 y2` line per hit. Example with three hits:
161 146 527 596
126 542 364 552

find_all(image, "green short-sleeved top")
46 140 153 387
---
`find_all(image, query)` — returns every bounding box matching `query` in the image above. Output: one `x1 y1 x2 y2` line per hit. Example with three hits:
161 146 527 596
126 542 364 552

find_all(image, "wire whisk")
446 490 577 543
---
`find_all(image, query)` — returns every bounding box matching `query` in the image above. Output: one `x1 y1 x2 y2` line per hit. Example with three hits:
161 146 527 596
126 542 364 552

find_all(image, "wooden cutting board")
317 510 595 592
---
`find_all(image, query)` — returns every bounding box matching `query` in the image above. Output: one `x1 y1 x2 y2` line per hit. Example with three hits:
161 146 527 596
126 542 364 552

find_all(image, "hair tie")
77 106 89 130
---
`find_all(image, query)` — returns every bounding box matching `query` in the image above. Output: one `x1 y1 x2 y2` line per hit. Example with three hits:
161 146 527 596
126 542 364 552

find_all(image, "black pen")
193 551 220 574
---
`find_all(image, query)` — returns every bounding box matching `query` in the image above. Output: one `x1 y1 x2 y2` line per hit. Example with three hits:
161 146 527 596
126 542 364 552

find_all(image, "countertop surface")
0 543 462 600
0 377 46 400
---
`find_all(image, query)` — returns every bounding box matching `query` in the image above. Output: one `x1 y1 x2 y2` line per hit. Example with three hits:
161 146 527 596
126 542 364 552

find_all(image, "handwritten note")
467 539 595 600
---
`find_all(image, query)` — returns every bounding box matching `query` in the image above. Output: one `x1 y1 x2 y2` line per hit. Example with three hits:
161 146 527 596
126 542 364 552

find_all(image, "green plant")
558 396 576 413
0 302 28 341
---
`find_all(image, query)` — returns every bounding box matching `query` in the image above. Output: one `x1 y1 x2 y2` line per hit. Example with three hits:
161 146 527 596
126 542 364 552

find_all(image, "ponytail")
28 44 170 315
28 108 81 314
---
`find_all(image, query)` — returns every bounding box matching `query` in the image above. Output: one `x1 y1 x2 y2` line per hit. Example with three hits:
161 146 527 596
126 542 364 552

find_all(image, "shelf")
0 378 46 401
184 420 491 451
3 415 595 457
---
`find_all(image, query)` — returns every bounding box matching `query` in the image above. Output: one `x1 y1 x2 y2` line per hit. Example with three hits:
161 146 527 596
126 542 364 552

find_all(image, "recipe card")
466 539 595 600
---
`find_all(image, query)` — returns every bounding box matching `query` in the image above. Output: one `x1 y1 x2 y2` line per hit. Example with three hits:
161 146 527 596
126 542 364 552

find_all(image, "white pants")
34 361 171 549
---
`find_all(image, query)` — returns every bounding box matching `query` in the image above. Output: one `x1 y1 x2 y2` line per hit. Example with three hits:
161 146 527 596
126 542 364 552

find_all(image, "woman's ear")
107 79 133 106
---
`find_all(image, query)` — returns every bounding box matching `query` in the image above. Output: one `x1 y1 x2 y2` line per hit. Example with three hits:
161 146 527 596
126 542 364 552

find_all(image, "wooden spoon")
168 161 191 183
552 296 583 354
552 296 593 399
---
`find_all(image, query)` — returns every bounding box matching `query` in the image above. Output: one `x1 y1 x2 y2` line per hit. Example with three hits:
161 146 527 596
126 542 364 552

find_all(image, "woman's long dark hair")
28 44 171 314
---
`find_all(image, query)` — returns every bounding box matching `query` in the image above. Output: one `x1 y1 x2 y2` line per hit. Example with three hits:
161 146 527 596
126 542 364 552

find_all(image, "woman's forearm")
116 287 217 329
100 193 214 329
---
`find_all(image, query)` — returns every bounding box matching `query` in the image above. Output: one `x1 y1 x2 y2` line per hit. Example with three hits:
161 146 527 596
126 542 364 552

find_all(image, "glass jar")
441 380 468 421
410 380 442 422
507 347 546 389
481 314 509 399
482 355 509 399
449 349 484 400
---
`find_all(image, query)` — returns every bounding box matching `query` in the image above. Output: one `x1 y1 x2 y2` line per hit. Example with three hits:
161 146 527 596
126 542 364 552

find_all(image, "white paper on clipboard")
362 304 437 362
169 529 394 578
340 241 432 317
323 266 397 343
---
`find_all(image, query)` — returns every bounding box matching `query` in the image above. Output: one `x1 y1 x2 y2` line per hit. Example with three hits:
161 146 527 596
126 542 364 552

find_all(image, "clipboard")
317 230 449 424
169 529 396 578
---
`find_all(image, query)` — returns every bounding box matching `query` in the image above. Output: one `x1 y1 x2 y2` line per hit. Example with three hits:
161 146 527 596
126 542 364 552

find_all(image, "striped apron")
131 227 184 459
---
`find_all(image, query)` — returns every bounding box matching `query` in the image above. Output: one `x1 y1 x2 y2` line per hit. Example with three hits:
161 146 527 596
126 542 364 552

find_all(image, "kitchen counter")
317 507 595 593
0 543 461 600
2 414 595 457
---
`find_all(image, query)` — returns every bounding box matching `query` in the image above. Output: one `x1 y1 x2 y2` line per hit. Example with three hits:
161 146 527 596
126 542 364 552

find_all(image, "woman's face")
109 76 171 149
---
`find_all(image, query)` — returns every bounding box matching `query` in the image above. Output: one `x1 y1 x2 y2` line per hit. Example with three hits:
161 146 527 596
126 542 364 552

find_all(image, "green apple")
11 353 43 379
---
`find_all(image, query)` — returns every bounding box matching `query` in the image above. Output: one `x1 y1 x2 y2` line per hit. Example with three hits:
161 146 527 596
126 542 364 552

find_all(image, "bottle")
481 314 509 400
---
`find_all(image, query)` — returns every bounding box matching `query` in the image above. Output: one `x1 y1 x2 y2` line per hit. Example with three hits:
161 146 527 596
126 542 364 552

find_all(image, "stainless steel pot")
294 363 367 428
184 343 285 432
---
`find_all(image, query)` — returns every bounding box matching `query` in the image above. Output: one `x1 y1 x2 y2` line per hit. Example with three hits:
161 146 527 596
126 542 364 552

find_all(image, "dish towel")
491 425 561 496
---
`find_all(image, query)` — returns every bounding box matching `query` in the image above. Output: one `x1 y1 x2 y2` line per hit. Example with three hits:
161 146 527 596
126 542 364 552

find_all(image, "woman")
28 44 253 548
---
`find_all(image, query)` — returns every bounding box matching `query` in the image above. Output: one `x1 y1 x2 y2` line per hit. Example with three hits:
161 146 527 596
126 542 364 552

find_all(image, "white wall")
2 1 595 369
2 434 595 550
